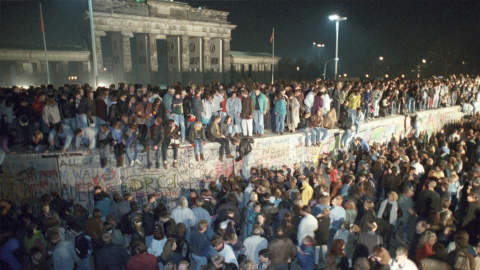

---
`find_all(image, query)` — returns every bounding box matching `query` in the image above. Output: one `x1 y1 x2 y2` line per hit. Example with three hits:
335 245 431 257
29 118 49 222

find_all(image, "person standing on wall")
241 90 255 138
251 86 268 137
233 137 254 181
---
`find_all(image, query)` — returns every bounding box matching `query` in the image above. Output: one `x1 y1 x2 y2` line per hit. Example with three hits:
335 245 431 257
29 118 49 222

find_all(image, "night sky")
1 0 479 77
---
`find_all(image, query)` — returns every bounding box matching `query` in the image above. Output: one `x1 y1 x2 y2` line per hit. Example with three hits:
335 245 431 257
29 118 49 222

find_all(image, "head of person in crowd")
372 245 391 265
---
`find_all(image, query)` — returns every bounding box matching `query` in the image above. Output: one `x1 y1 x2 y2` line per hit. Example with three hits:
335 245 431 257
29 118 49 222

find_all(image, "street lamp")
422 59 427 64
313 42 325 77
324 58 339 80
329 14 347 80
379 56 384 61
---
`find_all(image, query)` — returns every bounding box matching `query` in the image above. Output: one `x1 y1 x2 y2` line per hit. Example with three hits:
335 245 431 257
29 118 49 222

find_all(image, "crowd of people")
1 74 480 171
1 75 480 270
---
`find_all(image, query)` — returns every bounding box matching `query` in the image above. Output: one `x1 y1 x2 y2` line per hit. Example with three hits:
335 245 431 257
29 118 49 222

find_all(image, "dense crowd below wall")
1 75 480 270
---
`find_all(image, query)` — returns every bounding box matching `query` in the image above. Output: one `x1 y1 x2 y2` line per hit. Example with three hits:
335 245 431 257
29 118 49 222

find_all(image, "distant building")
0 0 280 87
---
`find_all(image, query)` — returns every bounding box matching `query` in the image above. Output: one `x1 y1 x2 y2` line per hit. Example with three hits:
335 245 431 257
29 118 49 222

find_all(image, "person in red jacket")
416 230 436 263
126 241 159 270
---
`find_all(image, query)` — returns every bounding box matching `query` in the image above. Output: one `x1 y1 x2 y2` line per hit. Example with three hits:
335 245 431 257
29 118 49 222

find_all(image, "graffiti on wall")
0 157 62 204
2 107 464 210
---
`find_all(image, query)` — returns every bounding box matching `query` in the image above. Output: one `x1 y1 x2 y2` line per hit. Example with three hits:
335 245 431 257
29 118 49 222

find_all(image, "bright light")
329 14 340 20
329 14 347 21
379 56 384 61
401 74 405 78
198 6 202 9
317 44 325 48
103 67 107 71
343 73 347 77
296 66 300 71
366 74 369 78
385 74 389 78
338 75 342 78
422 59 427 64
462 61 466 65
313 42 316 45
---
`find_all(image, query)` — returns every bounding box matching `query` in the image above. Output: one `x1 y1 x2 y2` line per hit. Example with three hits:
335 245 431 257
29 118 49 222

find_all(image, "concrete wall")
0 106 463 211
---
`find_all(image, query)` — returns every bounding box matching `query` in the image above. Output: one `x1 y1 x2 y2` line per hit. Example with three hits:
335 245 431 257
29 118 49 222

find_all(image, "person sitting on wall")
188 121 207 162
208 116 235 162
162 119 181 169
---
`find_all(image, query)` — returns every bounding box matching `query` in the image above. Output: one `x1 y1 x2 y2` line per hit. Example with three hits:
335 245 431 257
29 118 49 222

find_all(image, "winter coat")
188 126 206 143
287 98 300 130
241 95 255 119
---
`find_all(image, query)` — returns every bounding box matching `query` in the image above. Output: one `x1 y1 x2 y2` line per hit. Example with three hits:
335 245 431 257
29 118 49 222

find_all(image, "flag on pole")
270 29 274 43
40 8 44 32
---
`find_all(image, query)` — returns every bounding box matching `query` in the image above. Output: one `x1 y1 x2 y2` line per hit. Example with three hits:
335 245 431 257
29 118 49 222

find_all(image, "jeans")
145 235 153 249
126 141 140 162
76 114 88 129
315 245 328 268
241 152 255 181
64 117 77 131
355 121 363 134
275 114 285 133
232 114 242 134
95 117 107 131
300 128 317 146
191 253 207 270
76 256 91 270
313 127 328 142
242 119 253 136
407 97 416 113
253 110 264 134
341 129 352 147
193 138 204 154
227 124 241 137
362 103 370 119
173 114 185 140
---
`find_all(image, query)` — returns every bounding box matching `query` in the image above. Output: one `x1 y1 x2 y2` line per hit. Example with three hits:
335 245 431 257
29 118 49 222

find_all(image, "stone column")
223 38 231 83
148 33 158 85
122 34 132 73
94 31 106 71
121 32 133 80
252 64 258 82
203 37 211 84
243 64 249 82
181 35 190 83
203 37 211 71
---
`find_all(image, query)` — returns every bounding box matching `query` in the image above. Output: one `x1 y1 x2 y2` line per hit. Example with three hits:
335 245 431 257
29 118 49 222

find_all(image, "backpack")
75 233 93 259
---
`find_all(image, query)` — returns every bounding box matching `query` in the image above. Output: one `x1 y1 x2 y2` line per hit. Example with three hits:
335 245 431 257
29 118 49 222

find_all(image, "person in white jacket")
74 126 98 154
297 205 318 244
170 197 196 240
42 98 61 130
244 225 268 266
304 88 317 114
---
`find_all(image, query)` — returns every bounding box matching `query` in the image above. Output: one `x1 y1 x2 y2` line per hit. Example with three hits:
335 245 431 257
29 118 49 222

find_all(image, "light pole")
329 14 347 80
324 58 338 80
313 42 325 77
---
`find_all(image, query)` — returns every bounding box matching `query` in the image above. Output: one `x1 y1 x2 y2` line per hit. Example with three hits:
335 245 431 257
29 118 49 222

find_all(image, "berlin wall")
0 106 464 211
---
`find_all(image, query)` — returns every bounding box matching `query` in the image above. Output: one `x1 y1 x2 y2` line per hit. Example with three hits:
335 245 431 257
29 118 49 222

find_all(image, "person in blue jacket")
274 93 287 135
250 87 268 137
296 235 315 270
